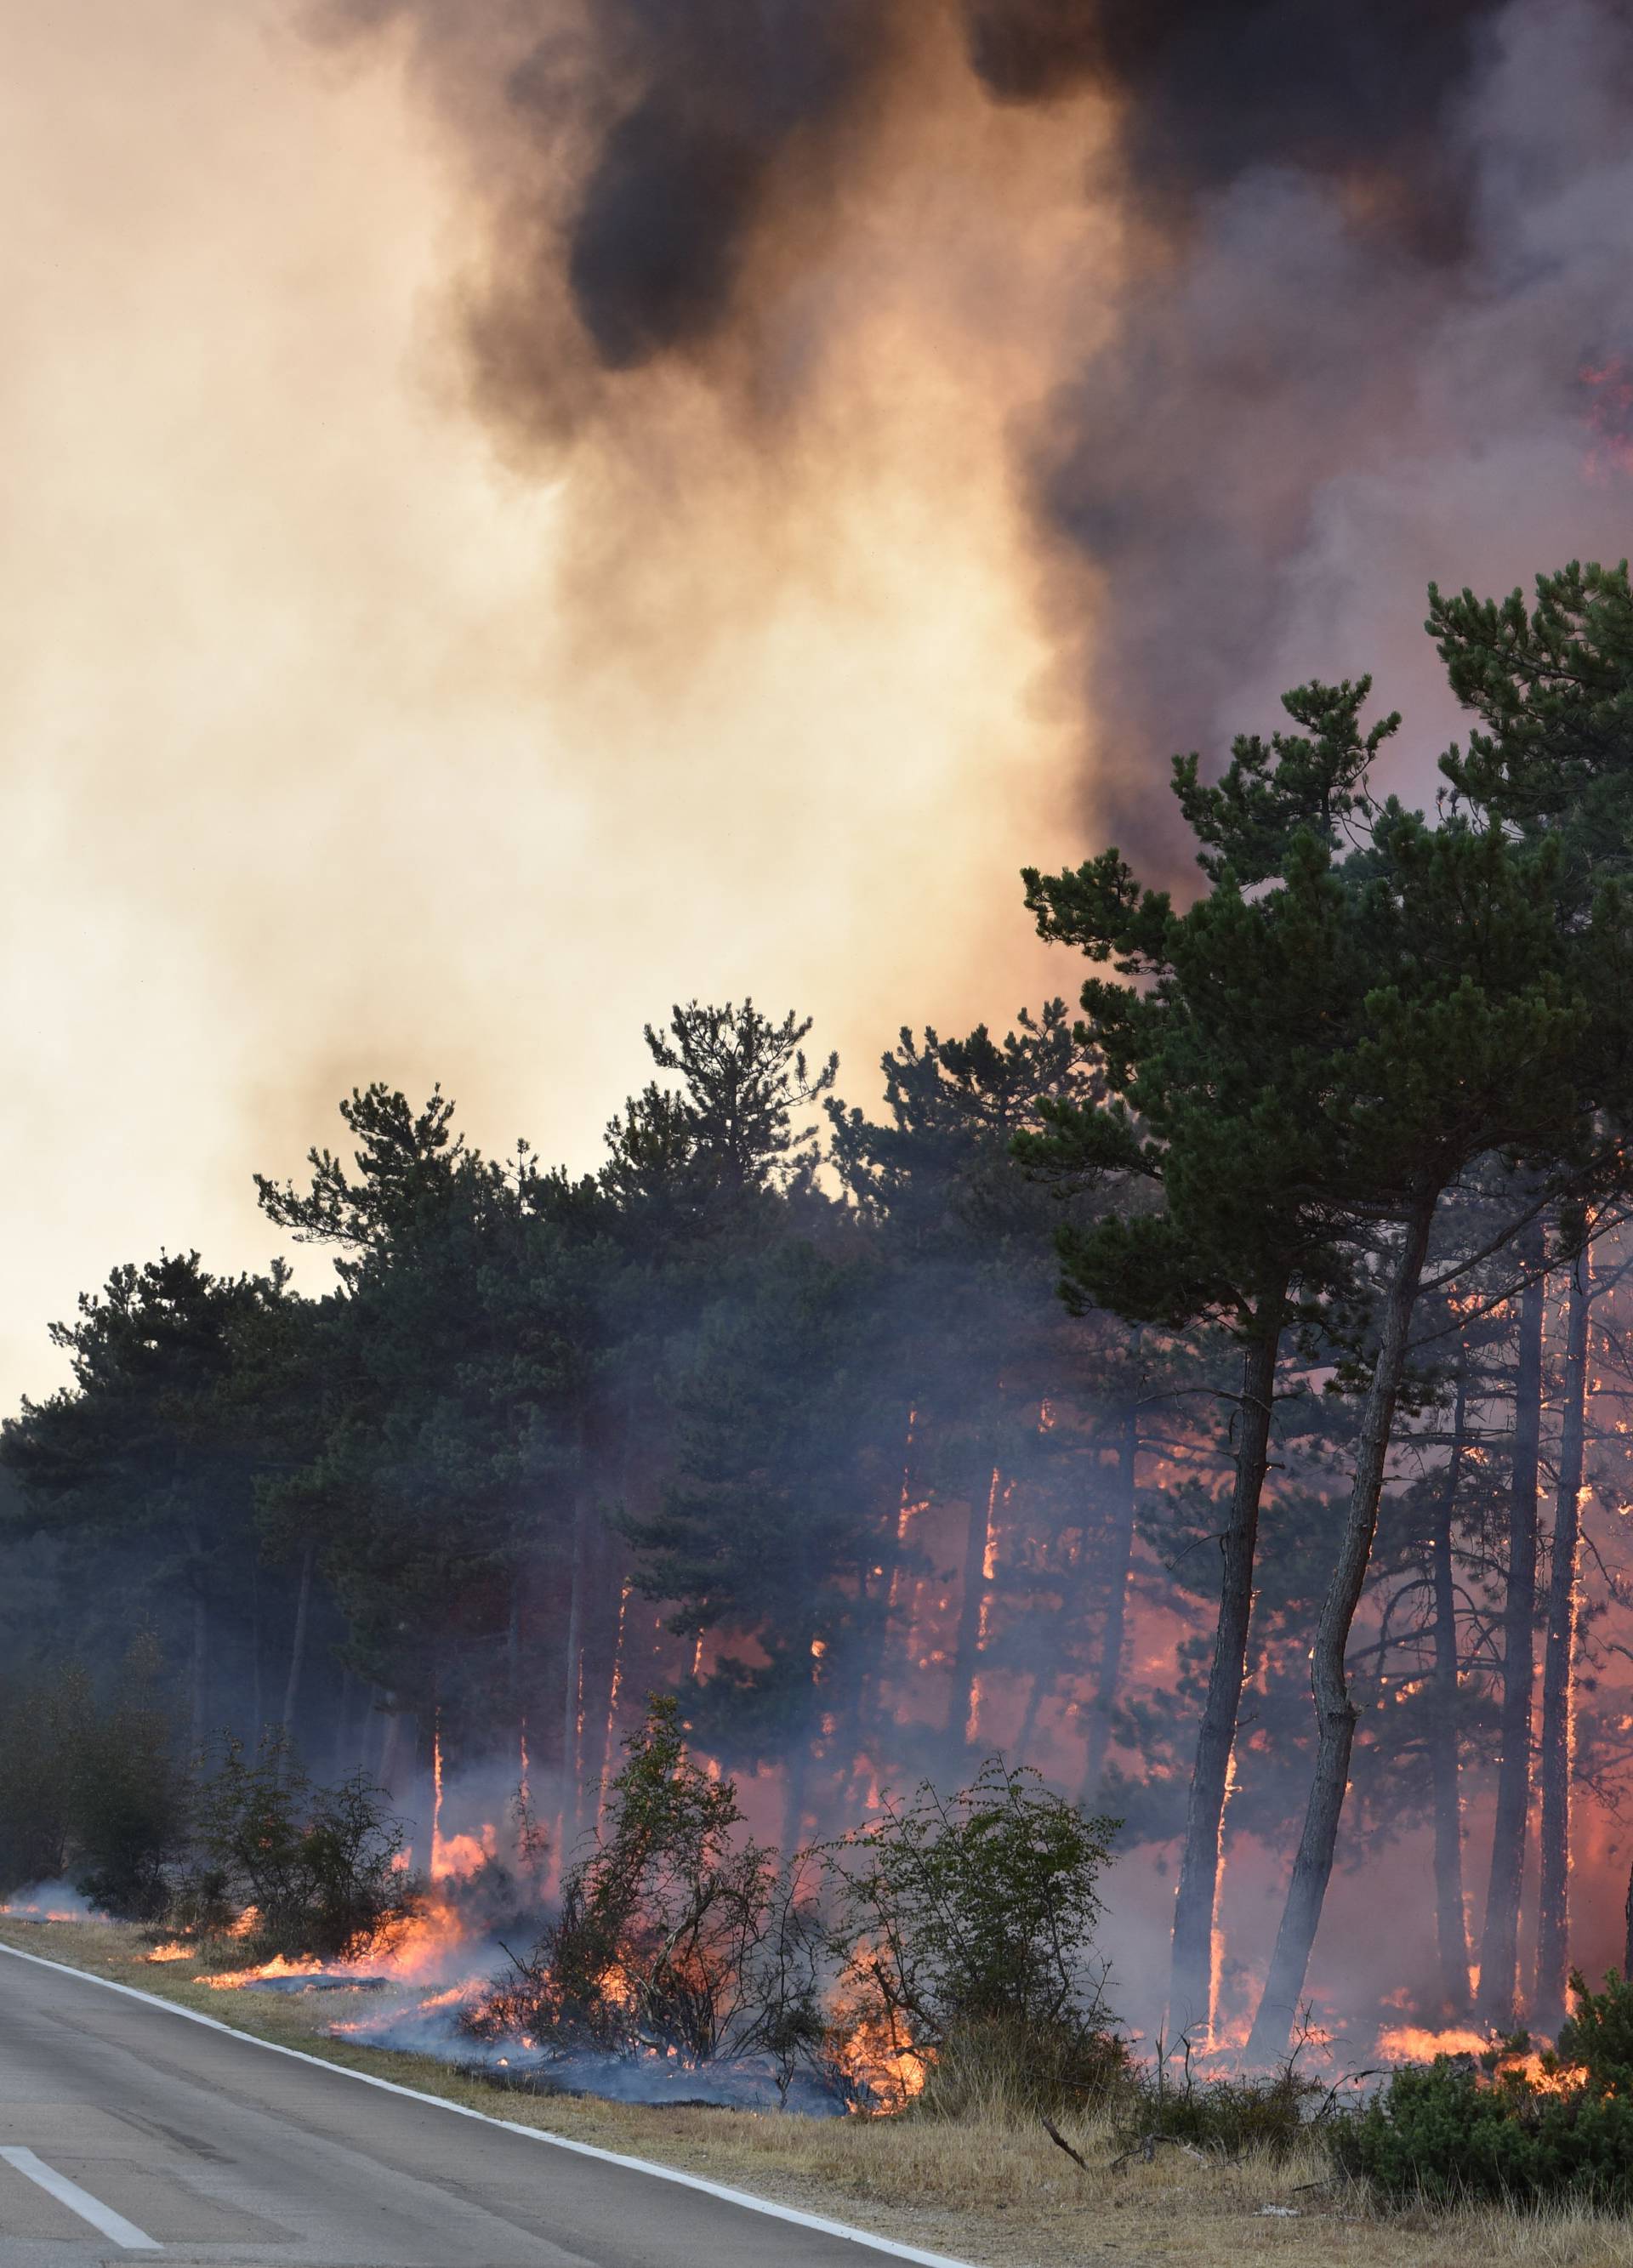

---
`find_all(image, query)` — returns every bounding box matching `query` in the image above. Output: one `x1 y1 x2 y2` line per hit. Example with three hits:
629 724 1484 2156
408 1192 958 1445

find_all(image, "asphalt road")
0 1946 967 2268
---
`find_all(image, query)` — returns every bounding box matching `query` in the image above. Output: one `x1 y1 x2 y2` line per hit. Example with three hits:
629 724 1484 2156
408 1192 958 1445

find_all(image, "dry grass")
4 1917 1633 2268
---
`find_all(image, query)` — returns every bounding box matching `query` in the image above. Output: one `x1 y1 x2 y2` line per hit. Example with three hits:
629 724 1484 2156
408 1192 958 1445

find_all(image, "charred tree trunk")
280 1538 316 1748
1430 1370 1471 2014
1478 1232 1545 2028
1246 1196 1437 2065
1624 1858 1633 1982
1082 1375 1141 1805
1168 1310 1282 2041
1535 1250 1591 2035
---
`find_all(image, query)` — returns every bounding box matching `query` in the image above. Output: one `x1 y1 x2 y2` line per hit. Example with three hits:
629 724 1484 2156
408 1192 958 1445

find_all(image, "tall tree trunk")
952 1464 999 1749
1430 1370 1471 2014
1082 1373 1141 1805
378 1694 404 1797
280 1539 316 1747
505 1570 522 1723
1478 1231 1545 2027
561 1486 589 1843
1624 1857 1633 1982
782 1725 813 1856
249 1559 264 1737
1169 1310 1282 2040
331 1665 356 1781
1016 1660 1052 1759
1535 1249 1591 2034
1246 1197 1437 2064
188 1521 210 1758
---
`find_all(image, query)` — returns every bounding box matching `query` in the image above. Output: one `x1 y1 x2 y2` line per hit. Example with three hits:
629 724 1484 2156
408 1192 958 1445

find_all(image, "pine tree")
1020 681 1385 2038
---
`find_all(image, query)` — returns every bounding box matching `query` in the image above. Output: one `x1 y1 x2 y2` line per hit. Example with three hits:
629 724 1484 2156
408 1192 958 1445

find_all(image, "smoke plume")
311 0 1633 866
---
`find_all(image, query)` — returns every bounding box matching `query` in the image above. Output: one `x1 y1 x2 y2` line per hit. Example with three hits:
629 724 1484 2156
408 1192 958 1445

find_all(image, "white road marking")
0 2143 160 2249
0 1942 975 2267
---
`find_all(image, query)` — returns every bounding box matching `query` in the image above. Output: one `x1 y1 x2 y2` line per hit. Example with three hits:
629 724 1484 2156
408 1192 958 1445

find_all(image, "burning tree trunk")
280 1538 316 1745
561 1484 589 1843
1246 1196 1437 2065
1535 1248 1592 2034
1168 1312 1281 2042
575 1522 630 1832
952 1465 999 1750
1478 1234 1545 2028
1081 1376 1141 1805
1430 1369 1471 2013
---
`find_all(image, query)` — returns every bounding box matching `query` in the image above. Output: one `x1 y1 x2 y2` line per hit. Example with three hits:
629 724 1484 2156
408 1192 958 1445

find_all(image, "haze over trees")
9 561 1633 2059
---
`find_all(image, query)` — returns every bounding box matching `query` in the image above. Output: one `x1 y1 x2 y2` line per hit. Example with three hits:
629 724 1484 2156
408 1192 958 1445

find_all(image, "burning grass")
10 1915 1633 2268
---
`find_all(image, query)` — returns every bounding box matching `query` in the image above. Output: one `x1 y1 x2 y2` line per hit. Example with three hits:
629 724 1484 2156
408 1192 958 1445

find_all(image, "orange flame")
839 2009 928 2113
1376 2025 1587 2094
207 1952 327 1989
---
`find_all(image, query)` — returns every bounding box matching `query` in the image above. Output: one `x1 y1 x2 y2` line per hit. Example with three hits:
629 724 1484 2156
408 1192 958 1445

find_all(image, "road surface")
0 1946 966 2267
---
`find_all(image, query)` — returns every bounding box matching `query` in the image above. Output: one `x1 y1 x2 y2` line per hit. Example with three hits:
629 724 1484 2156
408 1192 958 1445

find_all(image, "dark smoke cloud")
322 1 1502 412
550 3 891 371
964 0 1488 205
311 0 1633 866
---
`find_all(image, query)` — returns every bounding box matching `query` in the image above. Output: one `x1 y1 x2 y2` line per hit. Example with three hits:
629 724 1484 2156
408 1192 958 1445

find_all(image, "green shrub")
914 2010 1129 2122
1335 1977 1633 2208
1557 1968 1633 2094
833 1757 1122 2112
189 1732 411 1960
